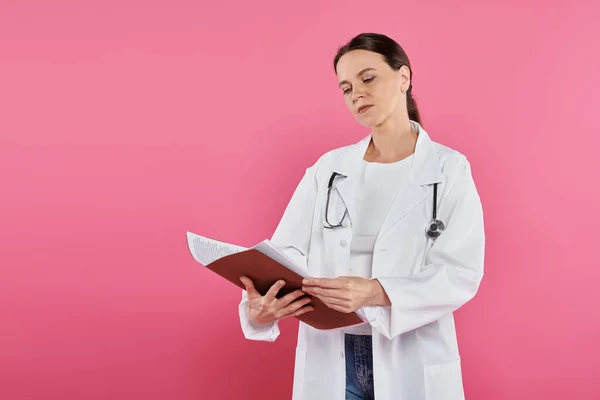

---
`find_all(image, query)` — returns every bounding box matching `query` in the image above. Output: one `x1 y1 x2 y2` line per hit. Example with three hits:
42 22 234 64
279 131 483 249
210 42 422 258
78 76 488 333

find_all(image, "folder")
186 231 364 330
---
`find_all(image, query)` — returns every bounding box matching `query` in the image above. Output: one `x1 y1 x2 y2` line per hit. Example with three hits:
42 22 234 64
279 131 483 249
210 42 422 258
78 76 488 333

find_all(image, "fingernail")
279 280 285 284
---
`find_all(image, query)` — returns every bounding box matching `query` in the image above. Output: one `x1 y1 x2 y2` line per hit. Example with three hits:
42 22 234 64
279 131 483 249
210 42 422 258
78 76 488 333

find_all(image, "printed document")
185 231 308 278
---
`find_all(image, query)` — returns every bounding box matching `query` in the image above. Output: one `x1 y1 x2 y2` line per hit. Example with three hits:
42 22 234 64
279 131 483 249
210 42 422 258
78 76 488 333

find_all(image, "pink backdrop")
1 0 599 399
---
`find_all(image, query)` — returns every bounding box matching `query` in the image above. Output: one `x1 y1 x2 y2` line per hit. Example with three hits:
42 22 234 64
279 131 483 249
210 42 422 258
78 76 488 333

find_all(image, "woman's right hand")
240 276 314 325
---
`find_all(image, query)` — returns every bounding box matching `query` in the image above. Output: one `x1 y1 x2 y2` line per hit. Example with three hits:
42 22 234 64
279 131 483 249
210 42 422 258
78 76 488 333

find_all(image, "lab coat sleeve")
360 158 485 340
238 161 319 341
269 162 319 270
238 289 281 342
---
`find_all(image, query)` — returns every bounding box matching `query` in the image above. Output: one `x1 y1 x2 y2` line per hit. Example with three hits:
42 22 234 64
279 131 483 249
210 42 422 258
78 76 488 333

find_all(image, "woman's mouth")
358 105 373 113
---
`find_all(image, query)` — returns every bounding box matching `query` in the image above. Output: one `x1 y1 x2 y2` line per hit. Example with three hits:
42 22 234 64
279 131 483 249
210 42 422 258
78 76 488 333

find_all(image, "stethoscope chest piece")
426 219 445 239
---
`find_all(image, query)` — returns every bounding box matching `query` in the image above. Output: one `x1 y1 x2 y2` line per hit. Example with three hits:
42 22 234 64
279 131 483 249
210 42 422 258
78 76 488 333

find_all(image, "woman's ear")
399 65 411 93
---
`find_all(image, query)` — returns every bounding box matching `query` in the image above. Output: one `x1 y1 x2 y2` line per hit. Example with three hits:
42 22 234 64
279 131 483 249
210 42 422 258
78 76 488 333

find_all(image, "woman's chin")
356 114 382 128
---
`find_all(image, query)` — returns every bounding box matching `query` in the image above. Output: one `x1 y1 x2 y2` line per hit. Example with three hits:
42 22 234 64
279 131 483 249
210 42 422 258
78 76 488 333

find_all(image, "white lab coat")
239 120 485 400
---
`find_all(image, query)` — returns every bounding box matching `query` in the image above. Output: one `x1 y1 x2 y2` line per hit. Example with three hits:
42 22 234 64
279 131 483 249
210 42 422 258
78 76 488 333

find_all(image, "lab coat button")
340 351 344 358
339 240 347 248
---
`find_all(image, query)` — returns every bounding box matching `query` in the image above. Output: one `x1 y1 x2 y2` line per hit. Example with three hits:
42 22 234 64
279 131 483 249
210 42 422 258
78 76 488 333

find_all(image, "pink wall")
1 0 599 399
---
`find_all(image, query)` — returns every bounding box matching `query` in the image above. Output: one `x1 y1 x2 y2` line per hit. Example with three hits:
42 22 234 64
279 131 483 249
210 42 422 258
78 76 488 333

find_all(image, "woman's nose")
352 90 365 103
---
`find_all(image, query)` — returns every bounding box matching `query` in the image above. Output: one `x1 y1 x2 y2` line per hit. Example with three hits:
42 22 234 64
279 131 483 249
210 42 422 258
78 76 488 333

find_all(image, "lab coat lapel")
378 122 444 239
329 135 371 227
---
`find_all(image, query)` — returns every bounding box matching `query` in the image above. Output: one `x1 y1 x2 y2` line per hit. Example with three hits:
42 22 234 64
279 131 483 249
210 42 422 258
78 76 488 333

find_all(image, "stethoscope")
324 172 445 239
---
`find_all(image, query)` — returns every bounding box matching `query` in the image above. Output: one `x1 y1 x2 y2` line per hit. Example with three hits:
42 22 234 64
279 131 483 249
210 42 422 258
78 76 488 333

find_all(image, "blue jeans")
345 334 375 400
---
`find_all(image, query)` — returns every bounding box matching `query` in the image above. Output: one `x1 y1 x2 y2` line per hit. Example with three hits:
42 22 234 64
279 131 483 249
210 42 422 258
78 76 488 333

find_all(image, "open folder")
186 231 365 330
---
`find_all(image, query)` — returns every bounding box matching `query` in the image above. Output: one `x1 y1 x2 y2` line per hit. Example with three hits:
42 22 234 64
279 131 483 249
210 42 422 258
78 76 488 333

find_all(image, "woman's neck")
365 114 417 163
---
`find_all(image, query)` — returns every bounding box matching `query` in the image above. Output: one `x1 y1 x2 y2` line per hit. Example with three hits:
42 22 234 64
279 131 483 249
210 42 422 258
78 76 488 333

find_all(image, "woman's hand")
302 276 391 313
240 276 314 325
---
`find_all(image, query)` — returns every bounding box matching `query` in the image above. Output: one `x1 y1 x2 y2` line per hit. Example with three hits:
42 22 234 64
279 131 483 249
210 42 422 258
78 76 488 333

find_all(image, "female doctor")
238 32 485 400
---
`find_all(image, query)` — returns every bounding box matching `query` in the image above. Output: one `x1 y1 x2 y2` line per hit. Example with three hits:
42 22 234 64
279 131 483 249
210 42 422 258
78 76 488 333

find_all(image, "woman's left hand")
302 276 390 313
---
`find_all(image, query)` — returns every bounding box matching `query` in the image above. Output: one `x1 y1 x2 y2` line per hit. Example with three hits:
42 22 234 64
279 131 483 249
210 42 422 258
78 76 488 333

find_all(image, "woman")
238 32 485 400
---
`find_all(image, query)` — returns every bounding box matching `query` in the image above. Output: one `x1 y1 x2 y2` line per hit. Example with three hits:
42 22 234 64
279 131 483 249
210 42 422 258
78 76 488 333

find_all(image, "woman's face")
335 49 411 128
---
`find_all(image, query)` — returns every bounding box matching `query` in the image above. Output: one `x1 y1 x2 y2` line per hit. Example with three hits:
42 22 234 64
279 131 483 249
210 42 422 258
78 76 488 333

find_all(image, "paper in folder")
186 231 364 330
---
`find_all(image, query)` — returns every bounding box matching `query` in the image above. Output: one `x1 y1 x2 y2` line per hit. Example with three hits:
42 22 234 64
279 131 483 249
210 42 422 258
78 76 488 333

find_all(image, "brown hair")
333 33 422 125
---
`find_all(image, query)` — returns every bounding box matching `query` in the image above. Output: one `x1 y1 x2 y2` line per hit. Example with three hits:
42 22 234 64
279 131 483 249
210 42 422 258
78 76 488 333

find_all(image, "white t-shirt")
343 154 414 335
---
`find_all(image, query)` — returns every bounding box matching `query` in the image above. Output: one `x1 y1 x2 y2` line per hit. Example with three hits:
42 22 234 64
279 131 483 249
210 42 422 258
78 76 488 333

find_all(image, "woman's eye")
342 77 374 94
